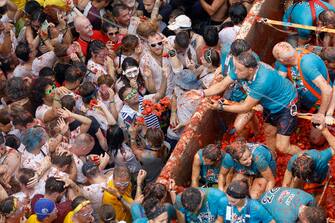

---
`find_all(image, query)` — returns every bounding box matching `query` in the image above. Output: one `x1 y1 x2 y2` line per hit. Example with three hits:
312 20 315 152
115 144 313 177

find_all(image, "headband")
73 200 90 214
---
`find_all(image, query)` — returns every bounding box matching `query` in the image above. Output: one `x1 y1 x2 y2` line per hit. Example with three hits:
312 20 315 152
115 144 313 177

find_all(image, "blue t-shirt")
198 150 229 185
218 197 273 223
231 62 297 113
131 202 176 223
260 187 316 223
221 49 260 102
275 51 330 109
223 143 276 177
287 148 333 183
283 1 335 38
132 203 149 223
175 188 226 222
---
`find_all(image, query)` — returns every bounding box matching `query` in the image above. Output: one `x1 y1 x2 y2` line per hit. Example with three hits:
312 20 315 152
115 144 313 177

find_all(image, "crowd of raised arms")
0 0 335 221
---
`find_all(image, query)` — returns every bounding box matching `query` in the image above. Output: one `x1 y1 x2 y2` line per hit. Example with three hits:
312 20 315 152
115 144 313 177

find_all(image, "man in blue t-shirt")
174 187 226 222
209 51 301 155
283 0 335 45
260 187 326 223
197 39 260 135
282 125 335 187
131 200 170 223
273 42 333 144
216 180 274 223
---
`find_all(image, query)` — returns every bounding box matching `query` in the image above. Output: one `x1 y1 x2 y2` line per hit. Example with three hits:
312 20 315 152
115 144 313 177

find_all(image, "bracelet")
168 49 177 57
199 89 205 98
169 190 176 193
219 103 224 111
109 100 115 104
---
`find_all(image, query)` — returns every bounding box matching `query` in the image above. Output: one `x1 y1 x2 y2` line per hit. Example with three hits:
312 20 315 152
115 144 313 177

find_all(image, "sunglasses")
124 88 137 101
150 41 163 48
108 31 119 36
115 181 129 187
204 49 212 64
45 84 56 95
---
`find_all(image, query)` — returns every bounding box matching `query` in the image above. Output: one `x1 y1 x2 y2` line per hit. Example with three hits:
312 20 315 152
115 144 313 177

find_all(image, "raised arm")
191 153 201 187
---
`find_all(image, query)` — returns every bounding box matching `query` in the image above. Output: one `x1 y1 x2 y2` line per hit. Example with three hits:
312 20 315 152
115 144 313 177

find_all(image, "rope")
256 17 335 34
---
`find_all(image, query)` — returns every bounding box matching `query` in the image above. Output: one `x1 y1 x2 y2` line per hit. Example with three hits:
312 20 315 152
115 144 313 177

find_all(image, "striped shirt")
120 95 160 129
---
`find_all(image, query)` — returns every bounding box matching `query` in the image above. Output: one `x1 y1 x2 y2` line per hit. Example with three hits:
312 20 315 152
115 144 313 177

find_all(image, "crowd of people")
0 0 334 221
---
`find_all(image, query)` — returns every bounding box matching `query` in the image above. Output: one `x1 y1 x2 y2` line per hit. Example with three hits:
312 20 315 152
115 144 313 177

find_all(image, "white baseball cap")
168 15 192 31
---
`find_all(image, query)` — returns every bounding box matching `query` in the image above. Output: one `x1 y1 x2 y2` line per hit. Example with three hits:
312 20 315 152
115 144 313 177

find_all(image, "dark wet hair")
303 207 327 223
181 187 202 212
230 39 251 57
107 125 124 157
319 10 335 27
18 168 35 186
229 3 247 25
0 197 17 216
205 48 220 67
112 4 128 17
45 177 66 194
51 153 73 167
143 197 166 220
71 196 89 210
225 138 248 161
39 67 55 78
24 1 42 17
203 27 218 47
31 9 47 24
143 183 167 201
15 42 31 62
6 77 30 102
60 95 76 111
82 162 100 178
78 82 97 104
236 51 258 68
29 77 54 111
121 35 139 54
226 179 249 199
5 134 20 150
203 144 222 162
291 154 314 181
86 40 106 63
64 65 82 84
175 31 190 49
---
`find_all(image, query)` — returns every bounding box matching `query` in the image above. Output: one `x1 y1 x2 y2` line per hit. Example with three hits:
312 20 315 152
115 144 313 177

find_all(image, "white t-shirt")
139 49 175 96
32 51 57 77
13 64 33 78
82 174 113 211
199 68 215 89
219 25 240 48
167 88 201 139
87 59 107 83
21 144 49 171
35 104 52 121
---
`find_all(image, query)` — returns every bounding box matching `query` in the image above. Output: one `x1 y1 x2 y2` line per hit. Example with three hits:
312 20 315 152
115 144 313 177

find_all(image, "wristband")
117 195 122 201
109 100 115 104
219 103 224 111
168 49 177 57
199 89 205 98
